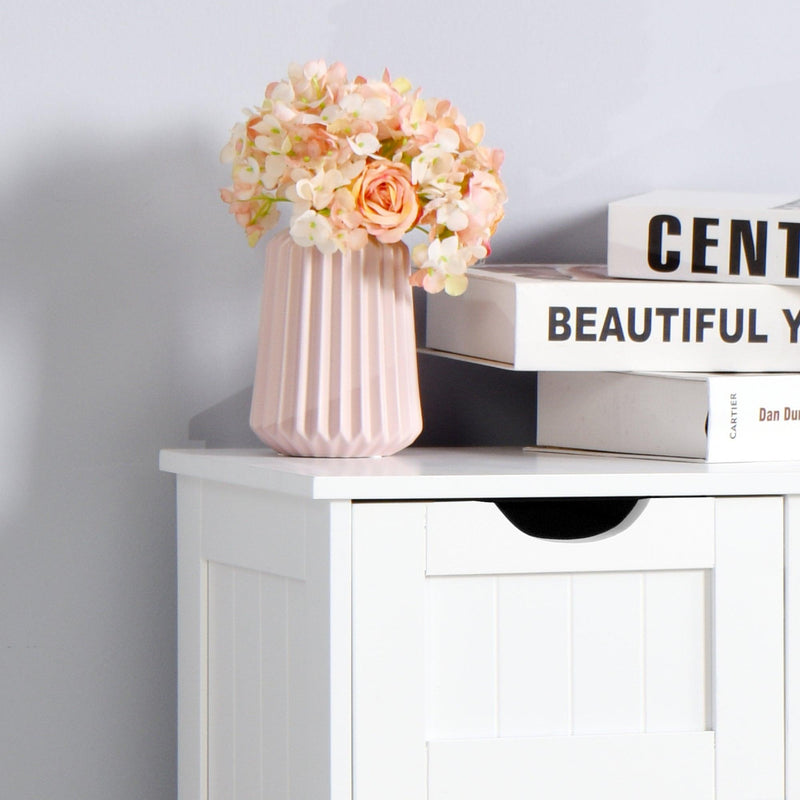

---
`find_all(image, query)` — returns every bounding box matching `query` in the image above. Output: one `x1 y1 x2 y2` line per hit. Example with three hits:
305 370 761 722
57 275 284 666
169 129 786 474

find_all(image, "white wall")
3 0 800 797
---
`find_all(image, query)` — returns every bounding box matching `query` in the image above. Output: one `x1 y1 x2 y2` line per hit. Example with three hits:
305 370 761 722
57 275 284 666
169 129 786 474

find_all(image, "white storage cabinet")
160 447 800 800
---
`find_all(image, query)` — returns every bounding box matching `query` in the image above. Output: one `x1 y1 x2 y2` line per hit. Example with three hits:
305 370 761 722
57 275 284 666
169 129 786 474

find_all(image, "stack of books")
423 189 800 462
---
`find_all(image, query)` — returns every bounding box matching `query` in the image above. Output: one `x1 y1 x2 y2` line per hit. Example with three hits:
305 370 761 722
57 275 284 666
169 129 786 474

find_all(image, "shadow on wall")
189 385 262 447
415 352 538 446
0 125 261 799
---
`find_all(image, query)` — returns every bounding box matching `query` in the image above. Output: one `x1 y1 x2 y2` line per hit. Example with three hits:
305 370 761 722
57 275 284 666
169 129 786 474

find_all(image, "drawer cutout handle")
490 497 644 541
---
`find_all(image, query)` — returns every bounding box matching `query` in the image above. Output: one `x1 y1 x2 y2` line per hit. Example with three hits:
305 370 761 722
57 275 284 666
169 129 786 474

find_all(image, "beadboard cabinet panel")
494 574 572 737
570 571 646 735
207 564 290 800
644 569 710 733
425 575 498 739
424 570 709 740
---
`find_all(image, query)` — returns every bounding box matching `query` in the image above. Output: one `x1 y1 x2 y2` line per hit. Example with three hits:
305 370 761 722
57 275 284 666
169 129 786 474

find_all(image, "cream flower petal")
348 133 380 156
360 98 389 122
444 273 469 296
422 271 447 293
290 209 336 252
434 127 460 153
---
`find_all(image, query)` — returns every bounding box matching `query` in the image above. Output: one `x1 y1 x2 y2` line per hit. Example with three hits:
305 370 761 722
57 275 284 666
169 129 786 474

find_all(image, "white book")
423 264 800 372
536 371 800 462
607 189 800 285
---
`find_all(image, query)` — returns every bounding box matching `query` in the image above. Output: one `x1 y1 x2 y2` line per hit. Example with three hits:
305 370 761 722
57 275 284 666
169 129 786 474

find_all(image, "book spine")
706 375 800 461
607 203 800 285
514 280 800 371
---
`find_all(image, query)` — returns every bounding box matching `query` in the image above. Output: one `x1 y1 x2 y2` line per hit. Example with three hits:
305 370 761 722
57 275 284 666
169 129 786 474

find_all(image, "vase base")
251 425 421 459
269 450 387 460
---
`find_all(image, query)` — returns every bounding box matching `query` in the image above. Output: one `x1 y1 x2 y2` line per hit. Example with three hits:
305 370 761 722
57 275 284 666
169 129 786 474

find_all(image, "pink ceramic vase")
250 230 423 457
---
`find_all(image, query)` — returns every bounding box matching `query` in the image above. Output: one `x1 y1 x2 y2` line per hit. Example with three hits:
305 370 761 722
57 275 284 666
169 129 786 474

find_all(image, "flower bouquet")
220 60 506 296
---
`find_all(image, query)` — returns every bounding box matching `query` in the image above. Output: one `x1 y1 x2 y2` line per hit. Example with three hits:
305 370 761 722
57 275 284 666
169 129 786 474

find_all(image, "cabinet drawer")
426 497 715 575
352 497 785 800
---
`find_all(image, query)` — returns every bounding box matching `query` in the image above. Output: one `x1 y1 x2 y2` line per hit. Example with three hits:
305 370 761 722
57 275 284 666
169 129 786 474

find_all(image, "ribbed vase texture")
250 230 423 457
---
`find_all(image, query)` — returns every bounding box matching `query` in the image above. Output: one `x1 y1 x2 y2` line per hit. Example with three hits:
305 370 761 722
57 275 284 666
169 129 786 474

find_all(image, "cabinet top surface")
159 446 800 500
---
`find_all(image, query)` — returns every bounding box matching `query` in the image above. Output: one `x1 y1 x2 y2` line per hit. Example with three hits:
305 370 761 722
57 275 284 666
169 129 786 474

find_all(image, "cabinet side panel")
786 495 800 800
352 502 427 800
714 496 785 800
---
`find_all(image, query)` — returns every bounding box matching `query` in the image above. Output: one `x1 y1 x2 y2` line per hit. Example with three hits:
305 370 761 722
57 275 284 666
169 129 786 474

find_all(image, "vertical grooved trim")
641 573 647 733
493 577 500 737
568 574 574 735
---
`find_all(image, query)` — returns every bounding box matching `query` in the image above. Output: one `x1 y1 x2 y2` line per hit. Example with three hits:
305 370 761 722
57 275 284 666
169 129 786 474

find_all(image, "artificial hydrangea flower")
220 60 506 295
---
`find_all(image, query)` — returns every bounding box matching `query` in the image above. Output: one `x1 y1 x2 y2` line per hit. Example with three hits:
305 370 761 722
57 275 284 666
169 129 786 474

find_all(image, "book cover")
535 371 800 462
423 264 800 372
607 189 800 285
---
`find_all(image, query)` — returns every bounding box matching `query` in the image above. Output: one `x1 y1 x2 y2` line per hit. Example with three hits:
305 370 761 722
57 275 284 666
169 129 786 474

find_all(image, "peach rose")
351 161 419 243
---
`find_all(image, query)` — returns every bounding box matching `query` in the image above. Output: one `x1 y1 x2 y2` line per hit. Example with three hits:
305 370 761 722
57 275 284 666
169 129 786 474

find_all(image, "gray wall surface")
3 0 800 796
